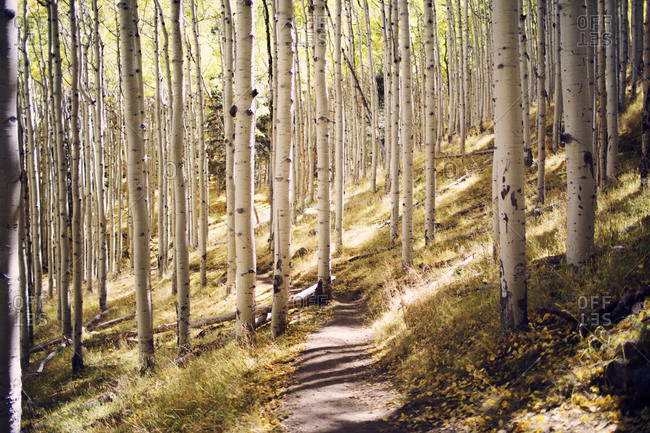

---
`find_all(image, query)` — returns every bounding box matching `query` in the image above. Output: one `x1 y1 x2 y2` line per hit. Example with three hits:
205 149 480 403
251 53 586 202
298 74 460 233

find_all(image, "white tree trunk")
400 0 414 268
234 0 258 336
560 0 596 267
605 0 618 183
536 0 547 205
314 0 332 298
221 0 236 294
424 0 437 245
493 0 527 330
170 0 191 355
272 0 295 337
69 0 84 373
389 0 400 243
118 0 155 370
0 2 22 427
334 0 344 254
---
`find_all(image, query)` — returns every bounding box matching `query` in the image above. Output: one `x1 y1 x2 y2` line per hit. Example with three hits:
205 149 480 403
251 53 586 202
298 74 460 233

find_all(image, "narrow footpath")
279 292 402 433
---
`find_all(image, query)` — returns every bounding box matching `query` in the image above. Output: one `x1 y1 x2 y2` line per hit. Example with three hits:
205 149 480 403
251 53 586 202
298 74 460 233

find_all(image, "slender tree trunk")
189 0 208 287
334 0 344 254
234 0 258 337
560 0 596 267
118 0 155 370
154 11 168 279
389 0 400 243
400 0 414 268
597 0 607 187
222 0 236 295
424 0 436 245
631 0 643 98
619 0 628 111
642 0 650 187
170 0 191 355
605 0 619 183
519 6 532 166
552 0 562 153
69 0 84 373
0 2 22 426
22 9 43 318
271 0 295 337
493 0 527 330
536 0 546 205
314 0 331 299
51 0 71 338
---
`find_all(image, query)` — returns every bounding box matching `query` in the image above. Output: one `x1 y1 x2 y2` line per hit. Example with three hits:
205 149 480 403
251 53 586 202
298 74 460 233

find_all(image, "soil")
279 291 401 433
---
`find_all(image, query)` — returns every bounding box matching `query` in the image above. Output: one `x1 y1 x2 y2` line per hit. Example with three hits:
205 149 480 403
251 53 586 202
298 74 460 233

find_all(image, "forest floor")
278 291 400 433
21 95 650 433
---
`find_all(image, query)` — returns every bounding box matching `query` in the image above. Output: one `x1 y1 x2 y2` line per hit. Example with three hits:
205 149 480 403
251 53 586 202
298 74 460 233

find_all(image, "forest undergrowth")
23 94 650 432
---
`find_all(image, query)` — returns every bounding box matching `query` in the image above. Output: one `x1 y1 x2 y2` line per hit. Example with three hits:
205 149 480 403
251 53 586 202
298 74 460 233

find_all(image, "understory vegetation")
23 95 650 432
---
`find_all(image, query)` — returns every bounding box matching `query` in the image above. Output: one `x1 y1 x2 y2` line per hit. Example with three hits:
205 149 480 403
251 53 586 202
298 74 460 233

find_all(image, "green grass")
23 92 650 432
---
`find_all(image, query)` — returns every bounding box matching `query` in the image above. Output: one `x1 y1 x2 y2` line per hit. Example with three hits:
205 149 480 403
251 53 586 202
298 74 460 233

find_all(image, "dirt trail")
280 292 401 433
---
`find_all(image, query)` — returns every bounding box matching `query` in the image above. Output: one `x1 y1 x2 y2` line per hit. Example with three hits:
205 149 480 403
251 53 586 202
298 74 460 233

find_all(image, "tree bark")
400 0 414 268
69 0 84 373
424 0 437 245
314 0 331 299
234 0 258 337
493 0 527 330
642 0 650 187
272 0 295 337
118 0 155 370
334 0 344 254
560 0 596 267
0 0 23 427
536 0 547 205
605 0 619 183
170 0 191 355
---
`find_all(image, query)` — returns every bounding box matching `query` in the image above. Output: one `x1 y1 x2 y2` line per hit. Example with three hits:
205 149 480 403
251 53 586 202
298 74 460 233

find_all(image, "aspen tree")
619 0 628 111
631 0 643 98
69 0 84 373
222 0 236 294
552 0 562 153
0 3 22 427
314 0 332 298
334 0 344 254
536 0 546 205
118 0 155 369
189 0 208 287
400 0 414 268
519 5 531 167
51 0 71 337
389 0 400 243
560 0 596 267
170 0 191 355
605 0 618 183
22 6 43 318
154 10 168 279
642 0 650 187
597 0 606 186
272 0 295 337
493 0 527 329
424 0 437 245
363 0 379 193
234 0 258 336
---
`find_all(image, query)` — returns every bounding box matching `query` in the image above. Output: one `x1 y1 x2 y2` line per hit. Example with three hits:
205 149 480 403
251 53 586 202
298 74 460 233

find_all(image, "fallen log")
435 148 494 159
86 313 135 332
85 279 333 347
84 307 116 330
30 337 63 354
24 341 68 379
